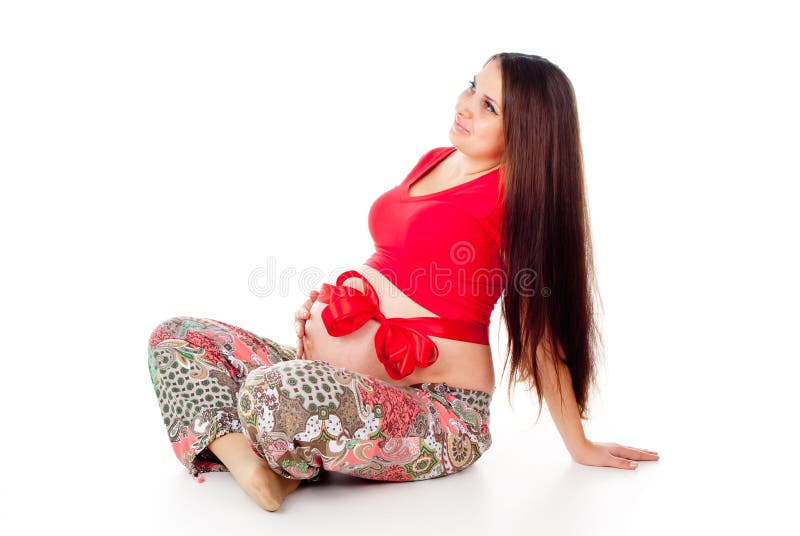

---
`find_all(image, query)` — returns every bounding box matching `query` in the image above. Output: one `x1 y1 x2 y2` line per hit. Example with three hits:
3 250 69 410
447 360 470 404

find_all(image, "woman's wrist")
567 437 590 459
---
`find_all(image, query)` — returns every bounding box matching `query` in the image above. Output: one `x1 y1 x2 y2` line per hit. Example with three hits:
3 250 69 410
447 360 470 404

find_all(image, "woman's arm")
536 341 660 470
535 344 588 457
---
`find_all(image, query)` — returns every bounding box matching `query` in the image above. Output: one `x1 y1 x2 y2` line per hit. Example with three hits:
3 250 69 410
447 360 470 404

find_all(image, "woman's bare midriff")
300 264 496 395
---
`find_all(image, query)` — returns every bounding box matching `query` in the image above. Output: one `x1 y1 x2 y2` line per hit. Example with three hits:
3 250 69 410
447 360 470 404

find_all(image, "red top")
363 146 507 327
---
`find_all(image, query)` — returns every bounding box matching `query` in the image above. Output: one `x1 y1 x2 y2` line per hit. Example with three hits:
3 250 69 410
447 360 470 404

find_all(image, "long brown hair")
490 52 603 421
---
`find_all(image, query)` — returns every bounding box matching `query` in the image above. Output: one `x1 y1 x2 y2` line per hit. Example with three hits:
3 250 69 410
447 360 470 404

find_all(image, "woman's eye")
467 80 496 114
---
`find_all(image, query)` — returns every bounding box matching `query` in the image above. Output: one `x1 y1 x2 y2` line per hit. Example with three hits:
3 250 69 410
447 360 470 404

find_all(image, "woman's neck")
450 150 502 179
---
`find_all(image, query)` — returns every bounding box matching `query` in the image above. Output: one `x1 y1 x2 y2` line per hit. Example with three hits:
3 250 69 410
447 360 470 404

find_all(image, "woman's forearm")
536 347 588 457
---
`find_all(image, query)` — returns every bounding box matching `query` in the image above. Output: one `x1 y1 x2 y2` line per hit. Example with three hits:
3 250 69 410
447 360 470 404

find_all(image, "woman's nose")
456 98 472 119
457 92 479 117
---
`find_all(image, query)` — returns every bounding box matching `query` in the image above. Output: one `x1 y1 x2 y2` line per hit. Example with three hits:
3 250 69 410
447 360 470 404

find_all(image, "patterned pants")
147 316 493 484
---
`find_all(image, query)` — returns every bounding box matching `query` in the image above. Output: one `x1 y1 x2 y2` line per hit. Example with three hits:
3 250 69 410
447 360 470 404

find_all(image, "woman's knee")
238 360 349 425
147 316 224 354
148 316 190 346
243 359 340 389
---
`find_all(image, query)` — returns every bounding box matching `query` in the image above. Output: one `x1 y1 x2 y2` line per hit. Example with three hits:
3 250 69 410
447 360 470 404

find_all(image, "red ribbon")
317 270 443 380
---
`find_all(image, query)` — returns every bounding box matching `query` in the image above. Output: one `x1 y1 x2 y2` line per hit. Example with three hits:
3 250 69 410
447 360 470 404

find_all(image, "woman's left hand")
571 440 659 470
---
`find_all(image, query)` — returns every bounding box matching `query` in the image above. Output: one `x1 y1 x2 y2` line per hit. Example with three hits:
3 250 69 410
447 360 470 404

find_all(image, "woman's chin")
448 131 459 146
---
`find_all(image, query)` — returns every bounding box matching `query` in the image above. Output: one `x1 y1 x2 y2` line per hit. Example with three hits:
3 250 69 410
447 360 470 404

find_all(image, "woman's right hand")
295 289 320 359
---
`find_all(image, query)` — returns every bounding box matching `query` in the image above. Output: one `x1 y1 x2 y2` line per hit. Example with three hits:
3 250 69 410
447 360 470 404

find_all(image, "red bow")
318 271 439 380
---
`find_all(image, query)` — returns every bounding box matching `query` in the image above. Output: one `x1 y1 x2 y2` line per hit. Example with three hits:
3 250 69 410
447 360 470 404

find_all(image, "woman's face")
449 58 505 163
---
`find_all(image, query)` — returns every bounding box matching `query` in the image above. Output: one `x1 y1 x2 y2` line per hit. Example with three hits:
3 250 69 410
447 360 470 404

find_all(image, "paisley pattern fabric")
147 316 492 484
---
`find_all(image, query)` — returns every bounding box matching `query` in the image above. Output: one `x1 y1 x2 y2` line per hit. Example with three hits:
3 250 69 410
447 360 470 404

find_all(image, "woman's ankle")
208 432 259 468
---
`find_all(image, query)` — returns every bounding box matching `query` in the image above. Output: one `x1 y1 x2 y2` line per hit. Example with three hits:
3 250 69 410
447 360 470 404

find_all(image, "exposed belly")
301 264 495 394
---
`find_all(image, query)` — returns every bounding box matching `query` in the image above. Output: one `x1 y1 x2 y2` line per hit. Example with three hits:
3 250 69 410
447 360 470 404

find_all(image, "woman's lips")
453 120 469 134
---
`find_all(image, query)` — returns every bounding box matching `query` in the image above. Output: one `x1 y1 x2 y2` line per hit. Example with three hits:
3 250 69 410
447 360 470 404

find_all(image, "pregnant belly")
300 264 495 393
302 301 389 380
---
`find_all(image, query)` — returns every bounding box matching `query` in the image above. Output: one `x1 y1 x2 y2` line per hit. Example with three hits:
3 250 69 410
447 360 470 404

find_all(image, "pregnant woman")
147 52 659 512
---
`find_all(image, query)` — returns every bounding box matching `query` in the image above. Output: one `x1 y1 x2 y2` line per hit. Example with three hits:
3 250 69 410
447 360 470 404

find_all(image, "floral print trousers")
147 316 493 484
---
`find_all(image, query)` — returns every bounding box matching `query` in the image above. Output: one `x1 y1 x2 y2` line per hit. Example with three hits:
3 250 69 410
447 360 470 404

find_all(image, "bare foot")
229 456 302 512
207 432 303 511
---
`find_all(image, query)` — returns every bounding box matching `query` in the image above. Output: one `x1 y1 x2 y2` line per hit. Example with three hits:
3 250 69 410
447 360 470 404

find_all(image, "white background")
1 1 798 534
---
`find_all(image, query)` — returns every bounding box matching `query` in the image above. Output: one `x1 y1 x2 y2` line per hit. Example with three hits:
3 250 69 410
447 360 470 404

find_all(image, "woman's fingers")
620 443 657 453
296 296 316 319
617 445 660 459
303 291 319 310
297 290 320 319
572 440 657 471
609 445 659 467
295 310 312 337
295 307 309 336
610 454 638 470
294 290 320 356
